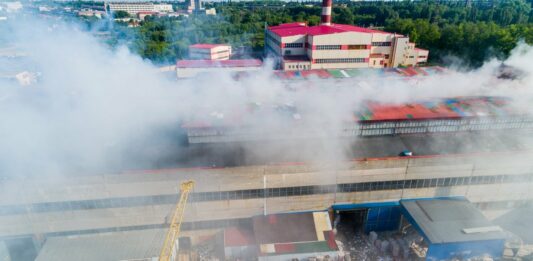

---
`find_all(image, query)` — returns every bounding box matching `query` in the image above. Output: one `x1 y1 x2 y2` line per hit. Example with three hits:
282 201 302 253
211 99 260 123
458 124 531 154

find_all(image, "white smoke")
1 16 533 178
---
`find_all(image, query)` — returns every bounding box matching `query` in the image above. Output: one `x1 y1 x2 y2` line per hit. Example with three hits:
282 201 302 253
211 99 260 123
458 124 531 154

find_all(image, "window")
315 58 366 64
384 54 390 59
284 50 291 55
285 43 303 48
348 45 367 50
316 45 341 50
372 42 392 47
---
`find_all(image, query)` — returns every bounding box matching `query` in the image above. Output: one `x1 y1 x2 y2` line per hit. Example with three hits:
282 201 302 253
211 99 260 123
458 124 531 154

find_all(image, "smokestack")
320 0 332 26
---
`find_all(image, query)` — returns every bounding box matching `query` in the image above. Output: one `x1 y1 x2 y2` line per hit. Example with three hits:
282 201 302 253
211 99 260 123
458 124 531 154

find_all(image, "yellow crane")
159 180 195 261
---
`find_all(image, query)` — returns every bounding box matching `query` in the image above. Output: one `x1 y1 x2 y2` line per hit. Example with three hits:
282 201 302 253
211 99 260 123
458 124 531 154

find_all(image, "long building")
105 2 173 15
182 96 533 144
264 0 428 71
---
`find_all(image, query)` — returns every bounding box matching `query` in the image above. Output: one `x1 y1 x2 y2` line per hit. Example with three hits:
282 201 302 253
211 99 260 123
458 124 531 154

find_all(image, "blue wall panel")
364 206 401 233
426 239 505 261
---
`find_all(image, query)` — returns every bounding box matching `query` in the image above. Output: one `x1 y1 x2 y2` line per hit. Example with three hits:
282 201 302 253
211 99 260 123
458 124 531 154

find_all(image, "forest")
95 0 533 67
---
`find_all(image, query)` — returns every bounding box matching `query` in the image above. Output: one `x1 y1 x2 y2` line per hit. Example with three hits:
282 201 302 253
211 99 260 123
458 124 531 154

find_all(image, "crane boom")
159 180 195 261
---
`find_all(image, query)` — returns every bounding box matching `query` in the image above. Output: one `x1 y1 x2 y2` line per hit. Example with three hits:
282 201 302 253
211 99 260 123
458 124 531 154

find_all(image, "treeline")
117 0 533 66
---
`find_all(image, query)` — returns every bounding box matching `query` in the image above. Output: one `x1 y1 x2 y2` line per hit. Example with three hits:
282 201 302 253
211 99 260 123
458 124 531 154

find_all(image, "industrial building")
264 0 428 70
35 229 167 261
182 96 533 144
105 2 173 15
176 59 262 78
189 44 232 61
2 125 533 258
400 199 505 260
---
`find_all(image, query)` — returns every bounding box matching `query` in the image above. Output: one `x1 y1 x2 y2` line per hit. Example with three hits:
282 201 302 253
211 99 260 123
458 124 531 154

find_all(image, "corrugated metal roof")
253 212 317 244
224 226 256 247
358 97 514 121
35 229 167 261
401 199 505 244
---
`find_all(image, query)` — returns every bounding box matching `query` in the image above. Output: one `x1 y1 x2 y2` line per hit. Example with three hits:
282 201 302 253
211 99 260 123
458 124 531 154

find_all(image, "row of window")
372 42 392 46
316 45 341 50
315 58 366 64
186 117 533 139
348 45 368 50
287 64 310 70
46 217 251 239
285 43 304 48
283 44 369 50
356 123 533 136
1 173 531 216
359 117 533 129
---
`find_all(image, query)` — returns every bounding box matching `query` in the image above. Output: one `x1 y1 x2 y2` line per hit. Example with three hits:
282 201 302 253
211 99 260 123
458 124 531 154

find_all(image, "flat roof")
190 43 229 49
35 229 166 261
269 23 390 37
401 199 505 244
176 59 262 68
493 206 533 244
253 212 317 244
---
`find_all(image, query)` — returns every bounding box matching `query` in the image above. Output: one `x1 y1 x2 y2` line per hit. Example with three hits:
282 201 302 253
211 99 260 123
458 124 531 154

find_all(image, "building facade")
176 59 262 78
189 44 232 60
105 2 172 15
264 0 428 71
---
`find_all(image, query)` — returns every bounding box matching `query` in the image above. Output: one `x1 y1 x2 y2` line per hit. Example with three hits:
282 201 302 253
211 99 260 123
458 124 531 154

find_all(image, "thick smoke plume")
1 16 533 179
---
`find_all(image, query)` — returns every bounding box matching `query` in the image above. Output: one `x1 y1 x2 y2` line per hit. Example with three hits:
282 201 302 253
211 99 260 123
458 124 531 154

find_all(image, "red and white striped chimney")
320 0 332 26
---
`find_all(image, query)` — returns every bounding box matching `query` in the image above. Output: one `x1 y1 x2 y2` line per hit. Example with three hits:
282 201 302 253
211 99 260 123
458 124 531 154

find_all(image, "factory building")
182 96 533 144
105 2 173 15
176 59 262 78
264 0 428 71
35 229 167 261
189 44 232 61
224 212 339 260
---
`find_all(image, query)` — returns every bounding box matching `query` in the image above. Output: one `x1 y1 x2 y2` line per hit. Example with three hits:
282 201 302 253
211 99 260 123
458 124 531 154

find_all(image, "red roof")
176 59 262 68
269 23 390 37
363 102 460 121
415 47 429 52
224 227 256 247
190 43 229 49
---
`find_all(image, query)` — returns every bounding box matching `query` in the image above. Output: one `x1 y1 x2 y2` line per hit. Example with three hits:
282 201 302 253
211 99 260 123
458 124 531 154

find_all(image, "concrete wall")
1 153 533 238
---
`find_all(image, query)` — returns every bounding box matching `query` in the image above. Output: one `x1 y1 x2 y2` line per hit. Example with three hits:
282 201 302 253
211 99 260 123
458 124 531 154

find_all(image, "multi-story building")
189 44 232 61
105 2 173 15
264 0 428 71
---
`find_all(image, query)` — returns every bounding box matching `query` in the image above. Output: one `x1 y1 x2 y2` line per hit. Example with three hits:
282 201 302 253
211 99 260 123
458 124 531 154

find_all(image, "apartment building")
105 2 173 15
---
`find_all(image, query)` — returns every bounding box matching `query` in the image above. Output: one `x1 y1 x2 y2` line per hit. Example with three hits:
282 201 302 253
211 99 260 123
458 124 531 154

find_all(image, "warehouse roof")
253 212 318 244
224 226 256 247
401 199 505 244
35 229 166 261
190 43 229 49
357 96 514 121
269 23 389 37
176 59 262 68
493 206 533 244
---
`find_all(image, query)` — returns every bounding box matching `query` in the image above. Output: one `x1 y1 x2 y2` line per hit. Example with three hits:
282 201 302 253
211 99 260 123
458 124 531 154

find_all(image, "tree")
113 10 130 19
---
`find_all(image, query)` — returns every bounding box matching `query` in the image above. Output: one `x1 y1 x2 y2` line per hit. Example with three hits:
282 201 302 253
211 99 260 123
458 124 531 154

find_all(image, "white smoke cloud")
1 16 533 178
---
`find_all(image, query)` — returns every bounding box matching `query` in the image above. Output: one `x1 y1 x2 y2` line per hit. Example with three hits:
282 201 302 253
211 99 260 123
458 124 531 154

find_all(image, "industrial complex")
264 0 428 71
3 1 533 261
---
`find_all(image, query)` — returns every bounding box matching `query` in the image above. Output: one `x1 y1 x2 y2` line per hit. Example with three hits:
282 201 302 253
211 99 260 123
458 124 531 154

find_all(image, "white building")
106 2 173 15
265 23 429 71
264 0 428 71
189 44 232 60
176 59 262 78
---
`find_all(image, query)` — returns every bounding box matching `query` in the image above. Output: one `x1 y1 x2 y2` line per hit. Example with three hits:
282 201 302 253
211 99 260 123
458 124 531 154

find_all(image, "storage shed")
400 199 506 261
